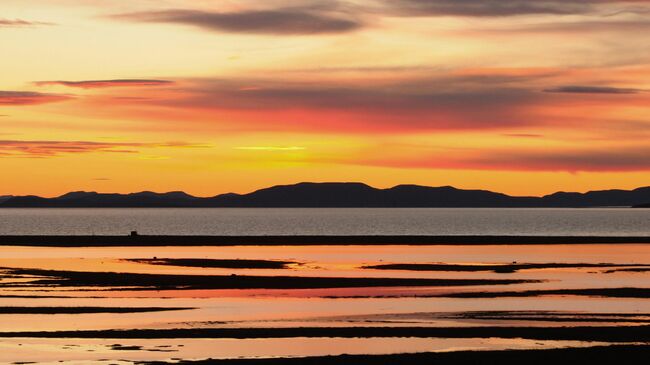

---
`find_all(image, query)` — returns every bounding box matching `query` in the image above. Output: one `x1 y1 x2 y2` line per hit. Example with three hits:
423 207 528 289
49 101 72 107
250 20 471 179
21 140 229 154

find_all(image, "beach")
1 237 649 363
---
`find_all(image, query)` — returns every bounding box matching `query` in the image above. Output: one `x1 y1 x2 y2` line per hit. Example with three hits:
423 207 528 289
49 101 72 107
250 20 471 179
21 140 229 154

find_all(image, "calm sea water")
0 208 648 236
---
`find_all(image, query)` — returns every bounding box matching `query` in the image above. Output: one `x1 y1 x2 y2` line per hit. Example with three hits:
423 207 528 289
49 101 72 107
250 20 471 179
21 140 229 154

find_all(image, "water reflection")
0 244 649 363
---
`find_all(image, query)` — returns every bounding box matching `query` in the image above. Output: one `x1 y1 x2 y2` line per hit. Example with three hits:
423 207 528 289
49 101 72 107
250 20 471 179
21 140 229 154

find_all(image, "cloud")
332 144 650 172
112 8 362 35
0 91 72 105
377 0 650 18
0 19 54 27
378 0 598 17
0 140 203 158
73 66 647 134
34 79 174 89
544 85 644 94
475 18 650 35
147 76 544 131
502 133 544 138
0 140 139 157
473 146 650 172
235 146 306 151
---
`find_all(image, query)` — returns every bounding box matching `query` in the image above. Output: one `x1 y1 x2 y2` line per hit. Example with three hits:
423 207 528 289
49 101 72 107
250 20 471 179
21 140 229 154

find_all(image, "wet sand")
307 310 650 324
445 288 650 298
1 242 649 363
604 267 650 273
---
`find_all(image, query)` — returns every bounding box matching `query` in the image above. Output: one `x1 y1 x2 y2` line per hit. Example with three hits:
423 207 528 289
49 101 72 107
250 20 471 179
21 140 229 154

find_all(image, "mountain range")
1 182 649 208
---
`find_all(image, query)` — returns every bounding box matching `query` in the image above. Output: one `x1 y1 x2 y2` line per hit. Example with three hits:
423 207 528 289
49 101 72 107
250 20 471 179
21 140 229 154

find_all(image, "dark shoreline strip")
1 235 650 246
0 307 192 314
2 268 537 290
127 258 295 269
364 263 650 273
134 345 650 365
2 325 650 342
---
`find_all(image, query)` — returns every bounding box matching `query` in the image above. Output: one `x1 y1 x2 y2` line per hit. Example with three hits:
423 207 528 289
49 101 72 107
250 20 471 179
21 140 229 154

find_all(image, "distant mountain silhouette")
1 182 649 208
1 191 198 208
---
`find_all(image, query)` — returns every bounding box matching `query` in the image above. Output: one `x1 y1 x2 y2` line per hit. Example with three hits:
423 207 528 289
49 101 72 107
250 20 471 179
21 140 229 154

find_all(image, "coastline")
1 235 650 246
2 325 649 341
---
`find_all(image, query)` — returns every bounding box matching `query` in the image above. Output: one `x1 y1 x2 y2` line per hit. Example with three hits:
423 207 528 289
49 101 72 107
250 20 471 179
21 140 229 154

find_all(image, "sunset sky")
1 0 649 197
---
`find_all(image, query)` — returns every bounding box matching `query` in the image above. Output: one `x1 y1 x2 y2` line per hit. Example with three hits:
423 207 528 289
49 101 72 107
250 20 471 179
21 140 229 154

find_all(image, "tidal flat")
1 242 649 364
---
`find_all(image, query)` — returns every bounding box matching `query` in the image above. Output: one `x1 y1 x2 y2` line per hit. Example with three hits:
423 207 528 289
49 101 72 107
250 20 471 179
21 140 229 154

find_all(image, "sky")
1 0 649 197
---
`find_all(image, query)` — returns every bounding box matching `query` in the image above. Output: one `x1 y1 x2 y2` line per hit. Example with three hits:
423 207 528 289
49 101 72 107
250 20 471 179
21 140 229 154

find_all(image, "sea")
0 207 648 236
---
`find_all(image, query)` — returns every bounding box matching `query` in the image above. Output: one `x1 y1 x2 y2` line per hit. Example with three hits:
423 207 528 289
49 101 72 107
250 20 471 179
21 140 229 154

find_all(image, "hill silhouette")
1 182 649 208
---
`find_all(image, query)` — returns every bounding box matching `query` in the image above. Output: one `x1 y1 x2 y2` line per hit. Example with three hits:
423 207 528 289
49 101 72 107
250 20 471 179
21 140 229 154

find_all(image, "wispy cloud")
0 91 72 105
544 85 644 94
0 18 54 27
502 133 544 138
375 0 639 17
470 146 650 172
514 19 650 33
138 155 171 160
328 144 650 172
34 79 174 89
235 146 306 151
112 8 362 35
0 140 205 158
0 140 139 157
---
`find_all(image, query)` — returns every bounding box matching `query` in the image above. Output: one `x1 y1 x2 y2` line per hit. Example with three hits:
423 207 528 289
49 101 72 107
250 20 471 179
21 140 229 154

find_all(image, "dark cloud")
544 85 643 94
190 82 519 110
379 0 596 17
0 91 72 105
375 0 650 18
112 8 362 35
34 79 174 89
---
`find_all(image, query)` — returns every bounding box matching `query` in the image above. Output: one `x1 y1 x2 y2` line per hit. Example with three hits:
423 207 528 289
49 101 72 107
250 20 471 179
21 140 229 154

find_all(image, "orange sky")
1 0 649 197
